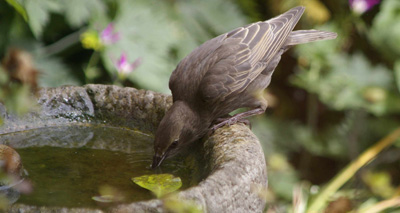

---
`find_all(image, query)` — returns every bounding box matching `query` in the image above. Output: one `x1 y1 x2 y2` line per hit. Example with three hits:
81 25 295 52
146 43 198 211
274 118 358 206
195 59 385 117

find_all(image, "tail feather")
286 30 337 46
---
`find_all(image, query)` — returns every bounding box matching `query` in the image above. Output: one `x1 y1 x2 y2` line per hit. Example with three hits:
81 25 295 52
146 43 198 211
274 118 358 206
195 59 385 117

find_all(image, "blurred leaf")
249 117 275 155
163 194 203 213
92 185 124 203
22 0 106 38
292 53 394 115
177 0 247 42
23 0 61 38
358 197 380 213
0 84 37 115
5 0 28 21
61 0 106 28
299 0 330 24
98 0 248 93
267 154 299 200
172 0 248 69
35 56 80 87
92 195 114 203
100 0 177 92
235 0 262 21
132 174 182 198
395 61 400 94
269 153 292 171
0 67 9 85
362 170 395 199
370 0 400 60
363 87 387 104
252 116 349 158
368 117 400 143
268 167 299 200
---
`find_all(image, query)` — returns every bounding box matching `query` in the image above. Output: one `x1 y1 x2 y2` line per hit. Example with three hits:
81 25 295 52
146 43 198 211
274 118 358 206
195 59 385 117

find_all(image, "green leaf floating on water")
132 174 182 198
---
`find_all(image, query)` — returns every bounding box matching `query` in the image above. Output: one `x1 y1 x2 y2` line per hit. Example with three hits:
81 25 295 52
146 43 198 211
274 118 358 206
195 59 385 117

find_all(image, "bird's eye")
170 139 178 149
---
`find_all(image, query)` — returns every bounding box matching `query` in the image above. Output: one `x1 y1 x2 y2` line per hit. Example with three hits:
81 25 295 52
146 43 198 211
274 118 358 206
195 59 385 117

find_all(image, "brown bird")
152 6 337 168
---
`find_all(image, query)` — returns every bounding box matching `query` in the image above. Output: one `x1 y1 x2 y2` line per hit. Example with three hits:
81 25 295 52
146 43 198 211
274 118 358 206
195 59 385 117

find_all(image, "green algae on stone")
132 174 182 198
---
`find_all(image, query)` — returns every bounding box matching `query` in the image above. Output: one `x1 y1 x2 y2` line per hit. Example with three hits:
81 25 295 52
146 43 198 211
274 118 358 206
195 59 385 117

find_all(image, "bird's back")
169 6 336 114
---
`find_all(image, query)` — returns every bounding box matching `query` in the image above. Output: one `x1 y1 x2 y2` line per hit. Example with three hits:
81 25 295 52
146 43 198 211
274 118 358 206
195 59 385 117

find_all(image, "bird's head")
151 101 202 168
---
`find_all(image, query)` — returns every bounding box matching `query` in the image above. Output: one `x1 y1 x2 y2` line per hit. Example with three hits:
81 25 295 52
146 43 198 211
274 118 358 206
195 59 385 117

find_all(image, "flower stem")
84 51 100 83
359 196 400 213
307 127 400 213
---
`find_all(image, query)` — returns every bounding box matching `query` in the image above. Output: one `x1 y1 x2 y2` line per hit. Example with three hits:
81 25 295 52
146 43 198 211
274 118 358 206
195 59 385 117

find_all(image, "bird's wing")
198 6 305 103
169 34 227 102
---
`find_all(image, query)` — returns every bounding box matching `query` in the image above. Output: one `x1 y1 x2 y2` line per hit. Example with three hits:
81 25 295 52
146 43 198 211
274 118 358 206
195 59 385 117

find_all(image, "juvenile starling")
152 6 337 168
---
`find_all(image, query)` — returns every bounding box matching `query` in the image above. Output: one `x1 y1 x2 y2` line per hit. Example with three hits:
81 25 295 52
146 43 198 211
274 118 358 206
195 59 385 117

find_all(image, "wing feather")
199 6 306 103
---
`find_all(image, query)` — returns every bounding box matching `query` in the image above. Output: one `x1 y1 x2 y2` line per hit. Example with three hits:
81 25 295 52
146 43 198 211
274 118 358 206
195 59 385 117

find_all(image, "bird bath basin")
0 84 267 212
1 125 200 209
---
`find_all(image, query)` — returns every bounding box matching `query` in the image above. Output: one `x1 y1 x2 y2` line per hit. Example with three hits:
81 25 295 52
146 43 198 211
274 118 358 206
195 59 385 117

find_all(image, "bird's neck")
172 101 211 137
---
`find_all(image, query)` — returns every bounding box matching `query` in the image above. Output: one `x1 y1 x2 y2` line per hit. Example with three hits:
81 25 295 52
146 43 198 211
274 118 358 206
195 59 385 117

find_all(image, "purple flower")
115 53 142 76
349 0 380 14
100 23 120 45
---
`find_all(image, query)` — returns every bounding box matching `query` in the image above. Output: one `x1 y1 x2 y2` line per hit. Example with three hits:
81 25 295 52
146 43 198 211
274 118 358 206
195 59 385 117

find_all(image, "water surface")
0 125 199 208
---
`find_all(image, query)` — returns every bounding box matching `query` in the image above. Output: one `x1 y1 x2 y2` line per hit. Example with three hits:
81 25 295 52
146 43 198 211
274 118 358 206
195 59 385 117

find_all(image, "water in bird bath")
0 124 201 209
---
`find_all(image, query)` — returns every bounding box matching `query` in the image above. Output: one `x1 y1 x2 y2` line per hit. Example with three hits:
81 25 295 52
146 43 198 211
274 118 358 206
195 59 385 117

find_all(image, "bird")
152 6 337 168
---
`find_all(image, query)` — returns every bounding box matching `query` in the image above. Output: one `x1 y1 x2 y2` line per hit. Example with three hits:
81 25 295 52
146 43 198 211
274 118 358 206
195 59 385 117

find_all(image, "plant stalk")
307 127 400 213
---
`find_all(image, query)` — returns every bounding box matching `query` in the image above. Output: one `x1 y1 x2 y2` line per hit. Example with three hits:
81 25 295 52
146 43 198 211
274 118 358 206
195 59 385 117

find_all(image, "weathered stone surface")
0 84 267 212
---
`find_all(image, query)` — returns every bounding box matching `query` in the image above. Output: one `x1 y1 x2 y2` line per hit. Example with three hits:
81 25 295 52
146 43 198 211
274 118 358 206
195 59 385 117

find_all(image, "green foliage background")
1 0 400 211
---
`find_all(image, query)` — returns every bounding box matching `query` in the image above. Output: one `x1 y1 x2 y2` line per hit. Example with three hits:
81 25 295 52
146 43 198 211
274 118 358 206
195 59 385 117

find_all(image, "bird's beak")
151 153 167 168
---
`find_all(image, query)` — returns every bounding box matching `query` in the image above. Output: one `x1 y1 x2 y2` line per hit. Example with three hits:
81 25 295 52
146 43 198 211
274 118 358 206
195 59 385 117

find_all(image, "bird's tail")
285 30 337 46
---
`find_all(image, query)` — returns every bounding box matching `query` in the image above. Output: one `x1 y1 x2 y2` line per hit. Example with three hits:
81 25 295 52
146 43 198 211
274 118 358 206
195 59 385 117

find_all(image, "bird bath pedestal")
0 84 267 212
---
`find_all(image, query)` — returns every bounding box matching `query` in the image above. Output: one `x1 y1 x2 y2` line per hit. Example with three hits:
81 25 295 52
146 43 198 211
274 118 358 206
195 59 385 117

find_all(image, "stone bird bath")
0 84 267 212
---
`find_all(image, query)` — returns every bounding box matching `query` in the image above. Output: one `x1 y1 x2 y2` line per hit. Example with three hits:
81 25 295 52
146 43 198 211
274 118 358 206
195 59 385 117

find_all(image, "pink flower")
115 53 142 76
100 23 120 45
349 0 380 14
